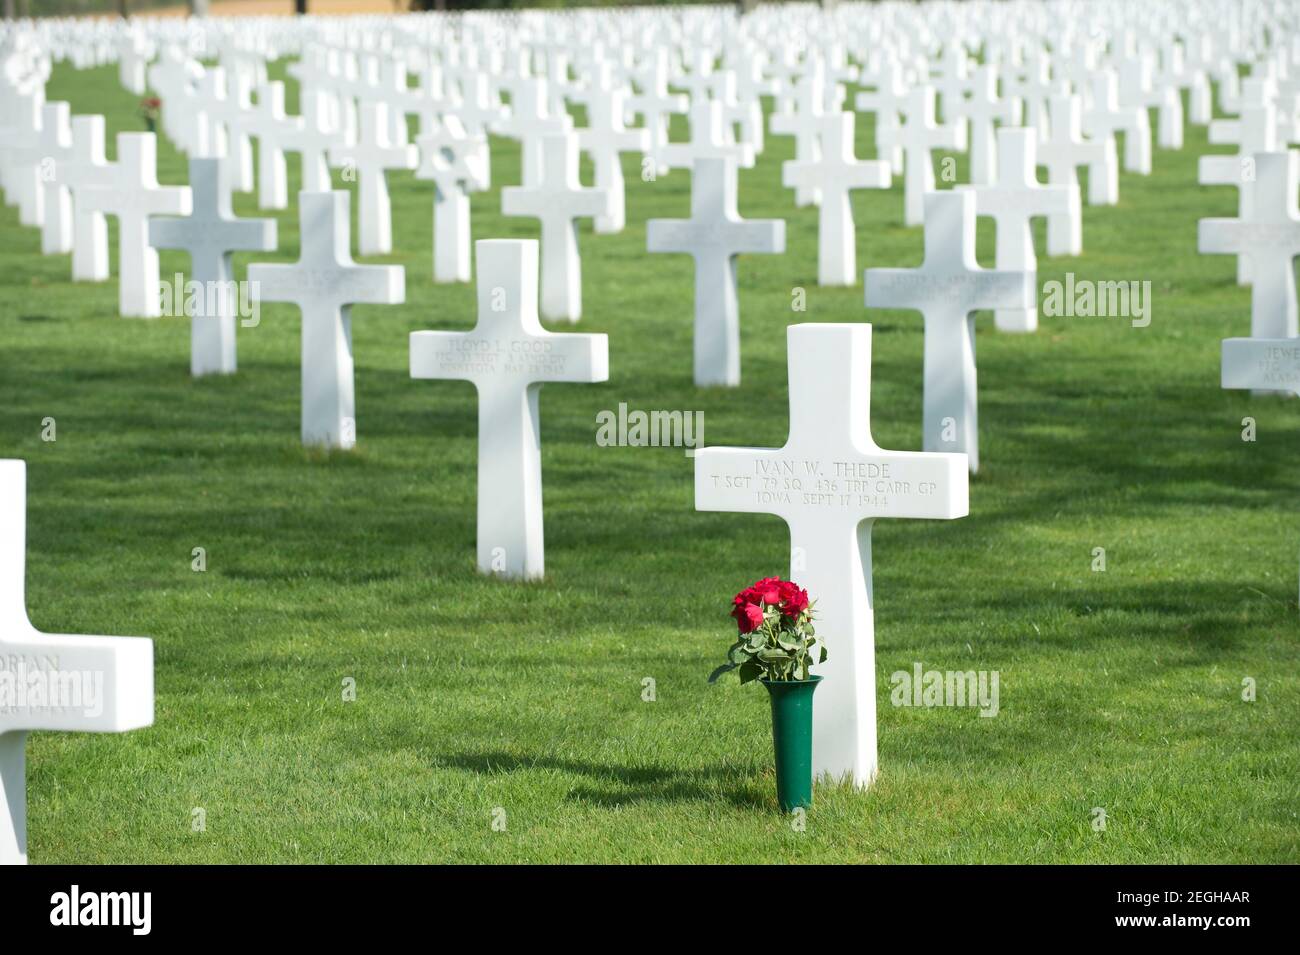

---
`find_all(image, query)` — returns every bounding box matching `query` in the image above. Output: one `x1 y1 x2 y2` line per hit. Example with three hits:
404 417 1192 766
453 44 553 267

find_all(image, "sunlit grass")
0 62 1296 863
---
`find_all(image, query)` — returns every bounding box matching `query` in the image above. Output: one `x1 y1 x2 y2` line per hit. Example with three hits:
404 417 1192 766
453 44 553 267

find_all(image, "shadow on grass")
433 749 771 809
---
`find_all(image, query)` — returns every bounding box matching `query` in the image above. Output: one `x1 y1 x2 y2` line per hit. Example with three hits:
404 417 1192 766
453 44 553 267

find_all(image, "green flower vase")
762 675 822 811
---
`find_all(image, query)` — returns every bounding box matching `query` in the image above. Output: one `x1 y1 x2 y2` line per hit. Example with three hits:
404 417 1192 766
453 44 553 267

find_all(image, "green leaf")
738 660 762 684
819 646 828 663
757 647 792 662
728 644 752 665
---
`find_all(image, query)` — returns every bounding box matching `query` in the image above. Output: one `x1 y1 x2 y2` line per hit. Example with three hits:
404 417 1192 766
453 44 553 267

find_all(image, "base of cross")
1222 338 1300 397
0 732 27 865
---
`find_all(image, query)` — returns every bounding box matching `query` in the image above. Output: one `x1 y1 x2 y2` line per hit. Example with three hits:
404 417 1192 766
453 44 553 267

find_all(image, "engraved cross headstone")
577 87 649 234
55 115 116 282
892 85 966 227
409 239 608 580
0 459 154 866
248 191 405 448
243 81 303 211
865 190 1033 473
783 111 890 286
647 156 785 386
694 323 968 786
1198 150 1300 342
149 156 277 376
659 95 756 173
961 127 1077 332
77 132 192 318
415 114 489 284
1037 94 1115 254
328 101 417 256
501 132 612 322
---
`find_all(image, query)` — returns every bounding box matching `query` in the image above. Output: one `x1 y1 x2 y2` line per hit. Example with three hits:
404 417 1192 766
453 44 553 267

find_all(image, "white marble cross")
694 323 968 786
409 239 608 580
501 132 612 322
865 190 1033 473
118 33 149 95
1001 50 1050 142
494 77 573 187
720 69 766 157
248 191 405 448
956 65 1021 186
3 100 73 242
1 459 154 865
1084 72 1150 175
148 46 204 156
294 88 341 194
77 133 192 318
415 114 489 284
55 115 115 282
1120 53 1184 150
933 42 974 120
542 49 576 118
659 95 756 173
626 49 688 175
783 111 890 286
1038 94 1115 255
149 156 277 376
961 127 1077 332
647 156 785 386
243 81 303 211
677 50 722 103
0 92 44 228
202 67 256 194
34 102 75 255
766 48 804 115
853 61 907 175
1200 85 1286 286
1158 38 1213 126
1207 83 1288 163
328 101 417 256
452 73 508 140
1199 150 1300 342
770 69 827 206
892 85 966 227
577 87 649 234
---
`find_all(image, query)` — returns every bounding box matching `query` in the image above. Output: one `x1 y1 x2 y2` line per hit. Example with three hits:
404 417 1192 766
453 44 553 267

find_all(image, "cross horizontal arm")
410 330 608 385
0 630 154 734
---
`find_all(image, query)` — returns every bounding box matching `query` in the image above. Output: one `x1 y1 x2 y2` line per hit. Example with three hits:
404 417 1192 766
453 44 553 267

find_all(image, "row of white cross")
2 0 1300 862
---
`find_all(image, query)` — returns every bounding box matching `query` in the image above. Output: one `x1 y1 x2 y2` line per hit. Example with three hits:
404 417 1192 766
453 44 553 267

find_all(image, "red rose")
779 581 809 617
733 601 765 633
754 576 783 605
730 587 752 627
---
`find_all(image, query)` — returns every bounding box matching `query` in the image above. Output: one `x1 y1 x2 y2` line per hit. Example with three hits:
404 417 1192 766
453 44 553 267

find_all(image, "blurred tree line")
10 0 176 15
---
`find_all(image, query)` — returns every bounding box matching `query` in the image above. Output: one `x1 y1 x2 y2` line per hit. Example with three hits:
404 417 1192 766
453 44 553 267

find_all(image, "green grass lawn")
1 61 1297 864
